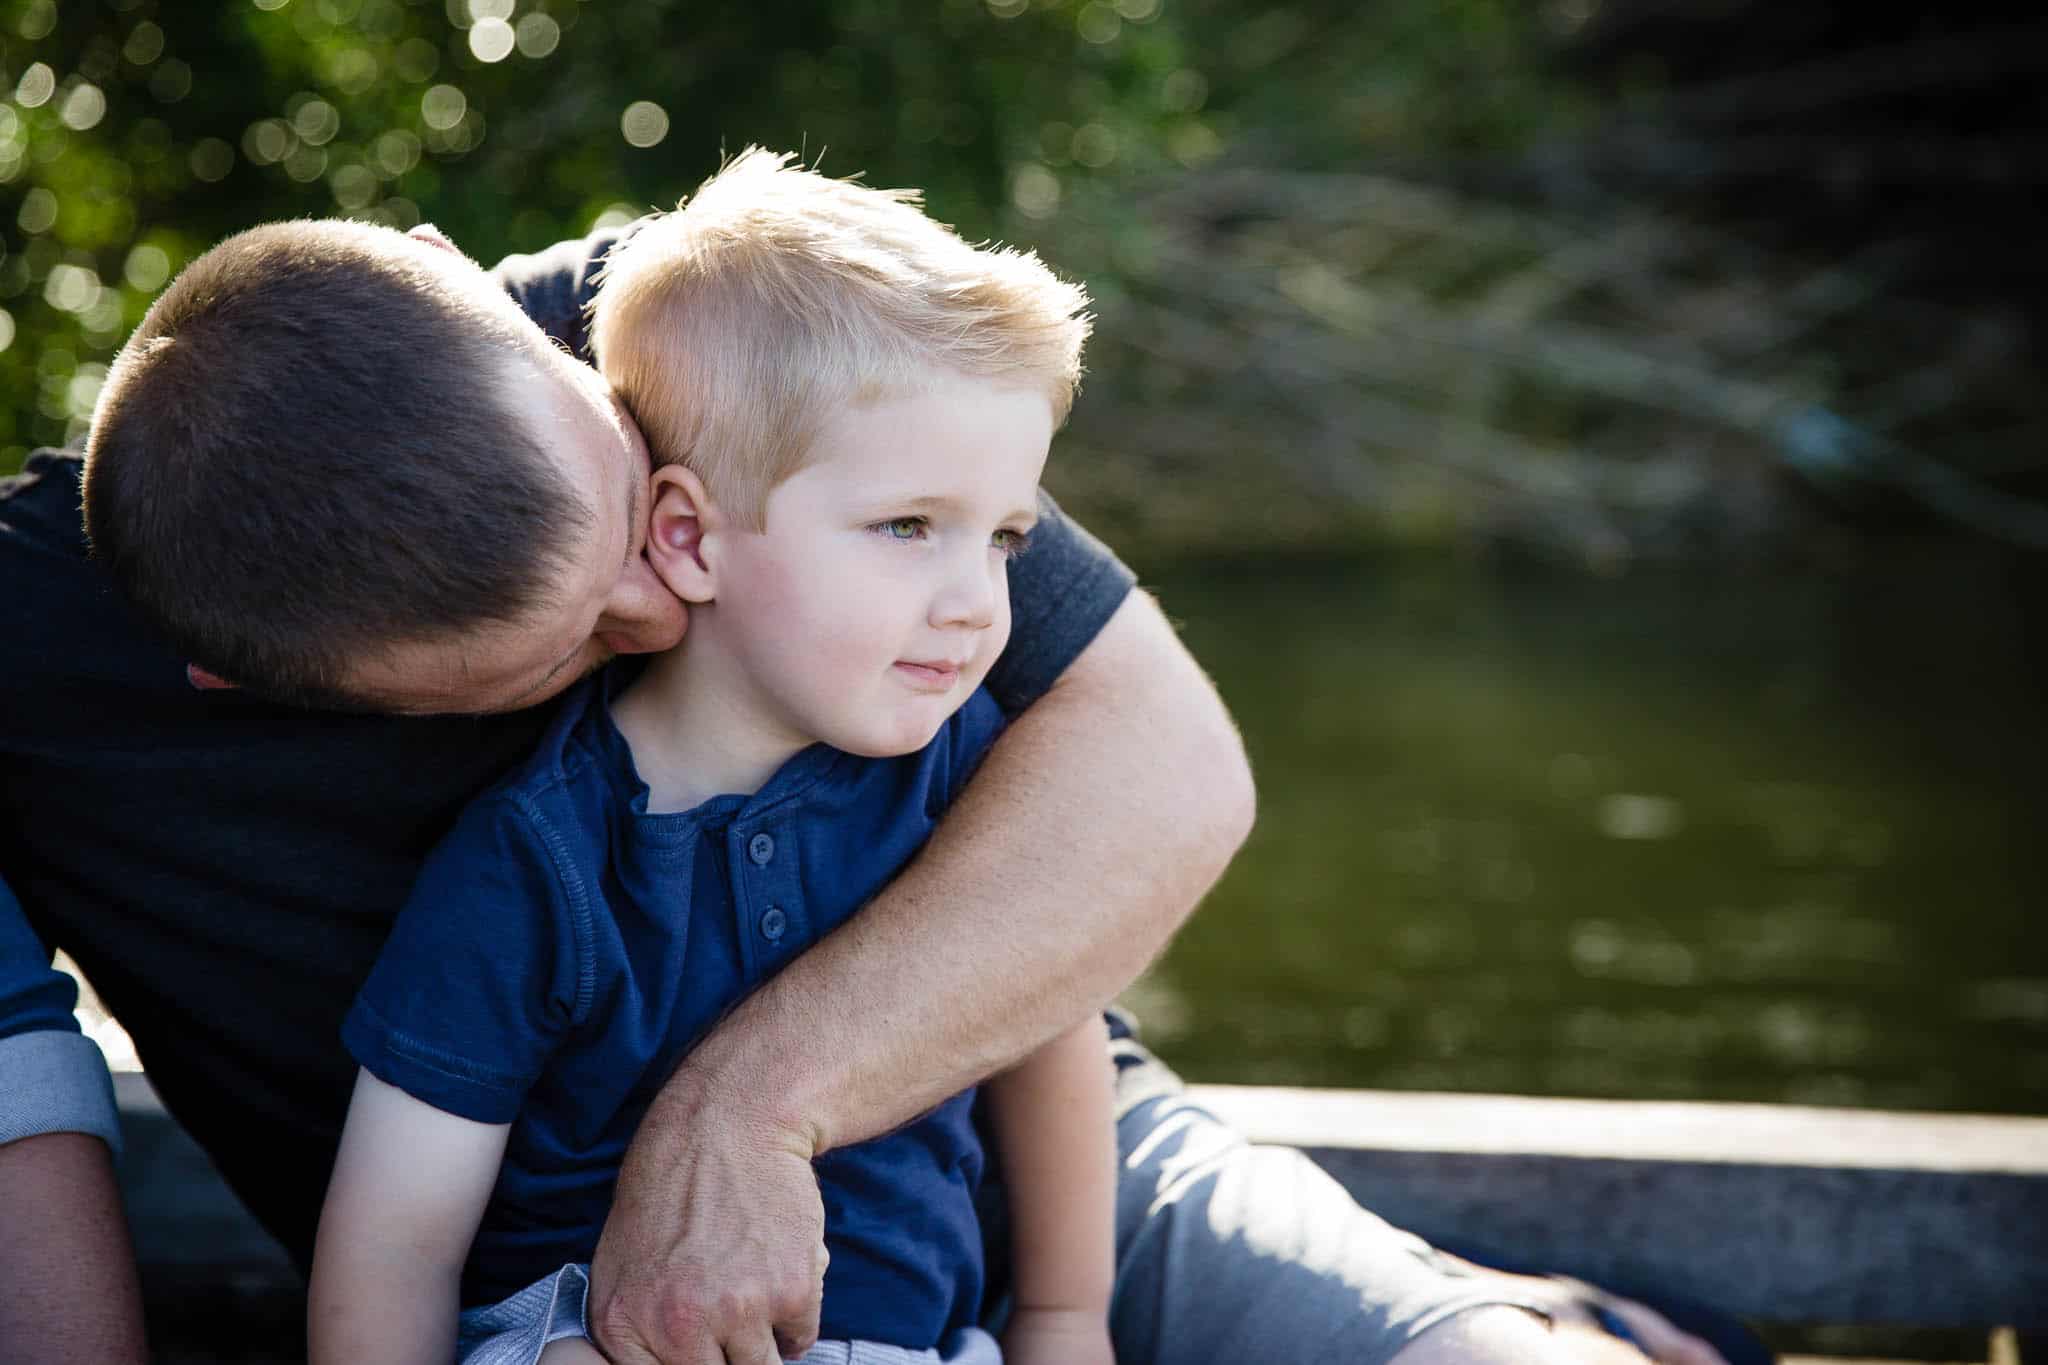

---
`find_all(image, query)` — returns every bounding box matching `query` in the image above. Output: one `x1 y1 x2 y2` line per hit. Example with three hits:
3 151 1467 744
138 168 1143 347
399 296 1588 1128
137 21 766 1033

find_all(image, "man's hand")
588 1072 829 1365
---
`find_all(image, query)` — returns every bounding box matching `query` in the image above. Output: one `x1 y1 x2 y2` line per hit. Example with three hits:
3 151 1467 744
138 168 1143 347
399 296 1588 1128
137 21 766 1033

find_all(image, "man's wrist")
655 1039 824 1163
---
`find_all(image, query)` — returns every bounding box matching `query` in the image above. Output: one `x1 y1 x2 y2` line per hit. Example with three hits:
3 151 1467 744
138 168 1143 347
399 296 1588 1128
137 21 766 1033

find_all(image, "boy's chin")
830 712 953 760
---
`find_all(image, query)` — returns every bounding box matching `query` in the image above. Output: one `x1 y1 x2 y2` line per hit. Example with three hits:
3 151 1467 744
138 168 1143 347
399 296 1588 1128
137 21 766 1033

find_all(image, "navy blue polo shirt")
343 674 1005 1346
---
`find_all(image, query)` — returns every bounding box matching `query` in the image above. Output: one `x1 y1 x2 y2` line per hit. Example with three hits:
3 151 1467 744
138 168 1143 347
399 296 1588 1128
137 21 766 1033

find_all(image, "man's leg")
1101 1020 1739 1365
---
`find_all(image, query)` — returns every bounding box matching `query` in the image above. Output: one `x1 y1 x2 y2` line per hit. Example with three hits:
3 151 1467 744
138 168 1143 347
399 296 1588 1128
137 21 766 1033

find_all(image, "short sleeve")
983 489 1135 716
0 874 120 1151
342 793 588 1124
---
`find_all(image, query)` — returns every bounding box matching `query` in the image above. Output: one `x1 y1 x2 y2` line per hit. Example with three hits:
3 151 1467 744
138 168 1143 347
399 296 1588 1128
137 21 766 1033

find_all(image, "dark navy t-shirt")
344 675 1004 1345
0 223 1132 1270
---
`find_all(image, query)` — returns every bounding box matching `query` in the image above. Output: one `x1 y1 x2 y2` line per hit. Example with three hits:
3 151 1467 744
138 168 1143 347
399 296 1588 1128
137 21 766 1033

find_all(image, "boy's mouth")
894 659 962 691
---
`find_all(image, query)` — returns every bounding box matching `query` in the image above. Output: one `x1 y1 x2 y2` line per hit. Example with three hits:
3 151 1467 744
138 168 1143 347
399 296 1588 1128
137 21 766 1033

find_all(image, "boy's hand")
1001 1305 1115 1365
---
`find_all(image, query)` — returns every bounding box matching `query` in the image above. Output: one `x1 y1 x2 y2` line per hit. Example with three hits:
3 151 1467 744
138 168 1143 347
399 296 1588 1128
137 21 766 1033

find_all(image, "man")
1 215 1733 1365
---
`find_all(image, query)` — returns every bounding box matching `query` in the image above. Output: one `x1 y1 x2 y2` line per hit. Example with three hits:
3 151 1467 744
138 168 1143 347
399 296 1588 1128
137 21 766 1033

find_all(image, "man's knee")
1390 1306 1649 1365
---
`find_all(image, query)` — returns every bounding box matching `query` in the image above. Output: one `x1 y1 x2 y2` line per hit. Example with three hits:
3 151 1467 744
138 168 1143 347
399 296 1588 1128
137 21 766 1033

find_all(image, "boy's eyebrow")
869 492 1039 524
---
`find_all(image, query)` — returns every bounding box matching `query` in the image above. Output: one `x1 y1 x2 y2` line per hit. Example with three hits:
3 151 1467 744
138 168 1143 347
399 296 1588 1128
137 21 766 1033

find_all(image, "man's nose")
596 558 687 654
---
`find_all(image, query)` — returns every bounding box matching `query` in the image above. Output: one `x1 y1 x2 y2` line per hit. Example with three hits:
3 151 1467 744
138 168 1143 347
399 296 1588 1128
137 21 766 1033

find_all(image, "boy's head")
589 148 1091 528
590 150 1093 760
82 220 683 711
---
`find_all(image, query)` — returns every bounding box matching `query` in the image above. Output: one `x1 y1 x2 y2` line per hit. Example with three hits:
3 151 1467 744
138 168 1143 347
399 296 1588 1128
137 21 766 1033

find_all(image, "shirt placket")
729 820 806 986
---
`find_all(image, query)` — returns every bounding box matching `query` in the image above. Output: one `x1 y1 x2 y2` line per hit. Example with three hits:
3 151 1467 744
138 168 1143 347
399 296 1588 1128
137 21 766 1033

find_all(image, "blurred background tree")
6 0 2045 564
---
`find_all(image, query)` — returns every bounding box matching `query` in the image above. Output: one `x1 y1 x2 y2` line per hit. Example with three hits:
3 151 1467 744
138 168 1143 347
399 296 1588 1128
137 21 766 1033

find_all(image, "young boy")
306 150 1114 1365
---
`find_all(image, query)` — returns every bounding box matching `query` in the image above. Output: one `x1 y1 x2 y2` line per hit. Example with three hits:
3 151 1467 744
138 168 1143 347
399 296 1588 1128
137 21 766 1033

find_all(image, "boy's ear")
645 464 722 604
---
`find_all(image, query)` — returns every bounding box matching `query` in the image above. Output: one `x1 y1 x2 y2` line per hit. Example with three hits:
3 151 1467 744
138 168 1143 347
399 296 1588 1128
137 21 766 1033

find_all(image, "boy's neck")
609 626 810 815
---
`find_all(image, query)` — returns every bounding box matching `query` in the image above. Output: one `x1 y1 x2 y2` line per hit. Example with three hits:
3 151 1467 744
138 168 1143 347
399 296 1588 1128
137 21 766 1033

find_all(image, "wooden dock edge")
115 1074 2048 1334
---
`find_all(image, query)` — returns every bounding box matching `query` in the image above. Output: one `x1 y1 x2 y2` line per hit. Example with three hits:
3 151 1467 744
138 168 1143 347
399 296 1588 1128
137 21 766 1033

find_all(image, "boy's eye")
990 527 1035 559
871 516 927 541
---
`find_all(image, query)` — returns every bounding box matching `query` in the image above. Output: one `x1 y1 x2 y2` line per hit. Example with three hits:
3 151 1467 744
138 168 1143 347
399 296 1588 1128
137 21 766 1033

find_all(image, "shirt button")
748 833 776 866
759 906 788 942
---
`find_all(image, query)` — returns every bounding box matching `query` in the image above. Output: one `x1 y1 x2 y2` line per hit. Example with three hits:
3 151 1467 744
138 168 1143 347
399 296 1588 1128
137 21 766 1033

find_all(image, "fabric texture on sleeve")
342 792 589 1125
0 875 119 1151
983 489 1136 717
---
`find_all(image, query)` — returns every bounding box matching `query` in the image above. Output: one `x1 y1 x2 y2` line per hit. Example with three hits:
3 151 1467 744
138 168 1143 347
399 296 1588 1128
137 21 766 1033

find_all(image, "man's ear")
645 464 722 604
186 664 238 691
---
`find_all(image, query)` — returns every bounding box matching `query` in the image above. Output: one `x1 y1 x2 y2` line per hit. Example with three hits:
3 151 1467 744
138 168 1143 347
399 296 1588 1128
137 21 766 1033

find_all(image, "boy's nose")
595 558 688 655
930 556 1000 631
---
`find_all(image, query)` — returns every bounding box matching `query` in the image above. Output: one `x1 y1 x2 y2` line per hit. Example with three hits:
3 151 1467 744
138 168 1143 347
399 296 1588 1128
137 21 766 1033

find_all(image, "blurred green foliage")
0 0 1573 473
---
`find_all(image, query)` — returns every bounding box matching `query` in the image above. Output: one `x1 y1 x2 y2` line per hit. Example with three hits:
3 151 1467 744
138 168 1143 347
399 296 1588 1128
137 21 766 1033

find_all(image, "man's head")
588 148 1092 527
82 219 682 712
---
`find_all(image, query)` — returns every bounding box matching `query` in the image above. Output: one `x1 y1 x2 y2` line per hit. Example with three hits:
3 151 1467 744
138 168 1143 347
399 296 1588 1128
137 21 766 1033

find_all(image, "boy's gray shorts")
456 1263 1005 1365
1068 1022 1552 1365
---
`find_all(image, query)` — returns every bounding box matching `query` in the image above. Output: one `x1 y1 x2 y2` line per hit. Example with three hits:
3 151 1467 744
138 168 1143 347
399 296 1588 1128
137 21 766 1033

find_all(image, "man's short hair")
82 219 587 708
589 148 1092 527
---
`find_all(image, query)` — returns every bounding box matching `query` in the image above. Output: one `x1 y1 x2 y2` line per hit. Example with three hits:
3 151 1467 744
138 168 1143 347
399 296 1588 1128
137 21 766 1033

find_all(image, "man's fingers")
769 1246 825 1363
723 1321 786 1365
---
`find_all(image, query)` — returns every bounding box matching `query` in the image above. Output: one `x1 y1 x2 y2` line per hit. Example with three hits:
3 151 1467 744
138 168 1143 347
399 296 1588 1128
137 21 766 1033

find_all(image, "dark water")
1125 549 2047 1115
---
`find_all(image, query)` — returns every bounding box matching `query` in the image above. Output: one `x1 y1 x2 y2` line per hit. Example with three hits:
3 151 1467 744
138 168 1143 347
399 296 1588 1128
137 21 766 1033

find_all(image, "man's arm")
0 1132 148 1363
588 589 1254 1364
0 873 147 1364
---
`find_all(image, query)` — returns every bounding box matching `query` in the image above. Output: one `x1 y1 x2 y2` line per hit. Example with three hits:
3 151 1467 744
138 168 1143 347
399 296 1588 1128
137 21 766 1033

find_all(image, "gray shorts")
456 1263 1004 1365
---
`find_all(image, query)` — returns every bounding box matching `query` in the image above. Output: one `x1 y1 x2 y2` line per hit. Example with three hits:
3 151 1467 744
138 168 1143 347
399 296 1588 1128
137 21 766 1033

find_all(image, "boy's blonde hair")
590 148 1091 527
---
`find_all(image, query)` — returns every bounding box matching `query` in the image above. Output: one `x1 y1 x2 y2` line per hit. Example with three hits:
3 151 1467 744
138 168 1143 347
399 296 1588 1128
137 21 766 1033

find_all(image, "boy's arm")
985 1017 1117 1365
308 1070 510 1365
589 589 1254 1365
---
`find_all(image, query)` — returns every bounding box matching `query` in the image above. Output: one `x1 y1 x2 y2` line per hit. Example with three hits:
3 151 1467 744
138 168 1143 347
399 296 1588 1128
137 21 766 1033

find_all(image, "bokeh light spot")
252 0 289 11
123 22 167 66
985 0 1026 17
468 18 515 63
292 97 341 146
588 201 642 232
1010 163 1060 219
123 243 171 292
68 364 109 419
0 309 13 353
17 0 57 41
421 84 468 131
394 38 439 83
330 162 379 210
284 144 329 182
244 119 293 165
149 59 193 103
466 0 514 20
1113 0 1159 19
59 83 108 133
1071 122 1117 168
17 187 58 235
16 63 57 109
1077 3 1120 44
515 13 561 58
1161 68 1208 114
327 47 381 95
189 137 235 182
44 263 100 313
620 101 669 148
372 128 422 177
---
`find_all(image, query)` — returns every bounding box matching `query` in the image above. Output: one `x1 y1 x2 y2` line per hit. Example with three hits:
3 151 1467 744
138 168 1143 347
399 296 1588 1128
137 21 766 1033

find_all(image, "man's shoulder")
491 218 652 362
1 447 88 553
436 677 624 875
